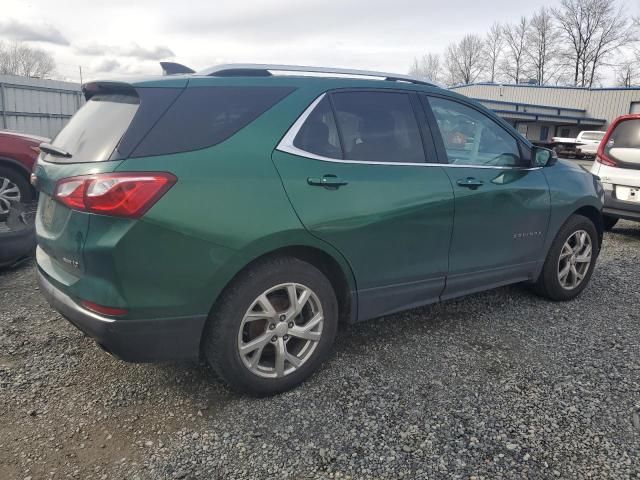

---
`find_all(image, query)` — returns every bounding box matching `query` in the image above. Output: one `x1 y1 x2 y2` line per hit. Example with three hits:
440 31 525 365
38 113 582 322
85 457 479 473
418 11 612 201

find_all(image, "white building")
451 83 640 143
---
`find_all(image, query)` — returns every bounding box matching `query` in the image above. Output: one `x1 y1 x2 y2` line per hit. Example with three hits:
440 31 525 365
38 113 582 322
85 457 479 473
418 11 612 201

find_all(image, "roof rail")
197 63 437 87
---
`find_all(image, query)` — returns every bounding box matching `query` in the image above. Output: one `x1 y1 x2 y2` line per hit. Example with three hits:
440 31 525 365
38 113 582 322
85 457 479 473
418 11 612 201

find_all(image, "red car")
0 130 49 220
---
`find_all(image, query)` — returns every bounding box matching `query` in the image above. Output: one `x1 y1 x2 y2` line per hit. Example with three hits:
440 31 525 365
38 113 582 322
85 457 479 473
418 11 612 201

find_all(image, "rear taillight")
595 151 617 167
81 300 128 317
54 172 176 218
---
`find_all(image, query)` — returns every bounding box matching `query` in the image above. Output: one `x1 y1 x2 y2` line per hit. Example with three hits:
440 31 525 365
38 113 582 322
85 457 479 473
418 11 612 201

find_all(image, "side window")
133 86 295 157
427 96 523 167
330 91 425 163
293 96 342 159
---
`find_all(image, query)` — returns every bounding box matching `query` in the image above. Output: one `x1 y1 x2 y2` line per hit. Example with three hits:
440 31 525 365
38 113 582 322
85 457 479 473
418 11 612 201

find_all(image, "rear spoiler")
82 81 138 100
160 62 195 75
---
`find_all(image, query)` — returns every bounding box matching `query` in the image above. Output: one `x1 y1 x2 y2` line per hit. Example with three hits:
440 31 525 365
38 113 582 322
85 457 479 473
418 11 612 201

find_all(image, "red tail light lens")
595 151 616 167
54 172 176 218
81 300 128 317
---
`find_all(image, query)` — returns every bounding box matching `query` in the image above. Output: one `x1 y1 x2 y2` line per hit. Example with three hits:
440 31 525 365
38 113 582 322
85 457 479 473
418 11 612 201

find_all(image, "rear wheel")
533 214 599 301
603 215 618 231
202 256 338 395
0 166 32 221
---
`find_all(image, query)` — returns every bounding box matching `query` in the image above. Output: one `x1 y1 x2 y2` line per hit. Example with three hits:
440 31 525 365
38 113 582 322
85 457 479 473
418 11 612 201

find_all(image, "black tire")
202 256 338 395
603 215 618 231
0 166 33 221
533 214 599 301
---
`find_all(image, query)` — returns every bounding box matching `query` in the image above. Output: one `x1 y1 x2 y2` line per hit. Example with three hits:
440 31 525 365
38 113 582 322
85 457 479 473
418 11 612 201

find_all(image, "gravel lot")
1 221 639 480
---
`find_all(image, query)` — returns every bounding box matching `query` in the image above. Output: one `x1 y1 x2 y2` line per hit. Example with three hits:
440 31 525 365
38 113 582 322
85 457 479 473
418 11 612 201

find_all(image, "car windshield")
581 132 605 141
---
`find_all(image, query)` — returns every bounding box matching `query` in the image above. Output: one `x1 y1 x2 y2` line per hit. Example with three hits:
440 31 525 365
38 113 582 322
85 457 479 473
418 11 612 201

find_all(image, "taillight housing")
81 300 128 317
54 172 177 218
595 150 616 167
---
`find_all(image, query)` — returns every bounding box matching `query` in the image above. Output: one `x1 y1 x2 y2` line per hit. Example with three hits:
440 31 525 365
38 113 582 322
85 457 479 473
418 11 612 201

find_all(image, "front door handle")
456 177 484 189
307 174 349 188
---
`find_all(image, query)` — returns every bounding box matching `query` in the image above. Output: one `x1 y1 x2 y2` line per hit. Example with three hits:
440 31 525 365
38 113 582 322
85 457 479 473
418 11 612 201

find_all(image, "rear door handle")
307 175 348 188
456 177 484 189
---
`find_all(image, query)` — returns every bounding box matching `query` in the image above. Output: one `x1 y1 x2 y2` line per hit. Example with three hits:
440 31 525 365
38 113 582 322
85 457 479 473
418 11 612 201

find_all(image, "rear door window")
330 91 426 163
47 93 139 163
293 96 342 159
133 86 295 157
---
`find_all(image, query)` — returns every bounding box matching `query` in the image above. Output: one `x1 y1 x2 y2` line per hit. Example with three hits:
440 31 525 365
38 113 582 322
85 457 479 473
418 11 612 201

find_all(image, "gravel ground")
1 221 639 480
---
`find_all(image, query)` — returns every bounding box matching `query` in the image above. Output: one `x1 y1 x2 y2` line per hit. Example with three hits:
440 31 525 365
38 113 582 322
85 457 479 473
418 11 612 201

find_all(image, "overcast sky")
1 0 636 83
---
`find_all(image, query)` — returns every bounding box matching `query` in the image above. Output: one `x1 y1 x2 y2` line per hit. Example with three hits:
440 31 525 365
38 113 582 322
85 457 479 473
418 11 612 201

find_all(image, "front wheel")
533 214 599 301
202 256 338 395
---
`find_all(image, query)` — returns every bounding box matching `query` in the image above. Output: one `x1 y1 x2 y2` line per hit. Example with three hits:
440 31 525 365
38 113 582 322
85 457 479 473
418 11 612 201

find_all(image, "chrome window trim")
276 93 542 171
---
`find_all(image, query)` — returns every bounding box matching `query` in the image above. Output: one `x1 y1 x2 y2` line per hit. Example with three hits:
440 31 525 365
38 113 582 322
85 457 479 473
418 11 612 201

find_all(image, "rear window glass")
330 91 425 163
48 93 139 163
133 86 295 157
608 119 640 149
580 131 605 141
605 119 640 165
293 97 342 159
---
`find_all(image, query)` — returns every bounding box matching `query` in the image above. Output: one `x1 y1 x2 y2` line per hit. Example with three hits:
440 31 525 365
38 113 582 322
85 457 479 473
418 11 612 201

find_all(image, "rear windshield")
580 131 605 141
608 119 640 149
47 93 139 163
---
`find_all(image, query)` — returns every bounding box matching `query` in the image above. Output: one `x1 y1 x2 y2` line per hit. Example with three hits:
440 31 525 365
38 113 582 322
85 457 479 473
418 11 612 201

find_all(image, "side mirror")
532 146 556 167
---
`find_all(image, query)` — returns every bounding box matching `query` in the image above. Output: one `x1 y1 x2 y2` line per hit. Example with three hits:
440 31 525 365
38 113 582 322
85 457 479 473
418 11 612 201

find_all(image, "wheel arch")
0 156 35 194
204 232 358 331
572 204 603 250
0 156 32 177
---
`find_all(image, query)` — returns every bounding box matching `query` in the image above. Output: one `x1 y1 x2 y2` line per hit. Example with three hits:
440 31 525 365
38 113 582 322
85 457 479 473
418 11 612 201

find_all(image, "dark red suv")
0 130 49 220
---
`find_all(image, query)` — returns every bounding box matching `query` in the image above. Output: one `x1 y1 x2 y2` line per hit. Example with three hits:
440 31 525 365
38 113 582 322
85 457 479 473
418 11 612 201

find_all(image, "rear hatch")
603 118 640 170
34 81 183 282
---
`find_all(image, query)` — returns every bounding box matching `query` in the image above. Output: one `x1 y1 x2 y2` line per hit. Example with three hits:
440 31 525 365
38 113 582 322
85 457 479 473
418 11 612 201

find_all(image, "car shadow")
608 225 640 241
153 282 543 400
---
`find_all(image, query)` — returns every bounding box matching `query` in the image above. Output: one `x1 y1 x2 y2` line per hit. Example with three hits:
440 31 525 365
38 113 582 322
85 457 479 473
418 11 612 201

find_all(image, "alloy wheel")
237 283 324 378
557 229 592 290
0 177 21 215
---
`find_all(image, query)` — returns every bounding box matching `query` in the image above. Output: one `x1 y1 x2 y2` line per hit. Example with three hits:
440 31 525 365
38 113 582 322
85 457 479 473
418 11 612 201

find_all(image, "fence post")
0 82 7 129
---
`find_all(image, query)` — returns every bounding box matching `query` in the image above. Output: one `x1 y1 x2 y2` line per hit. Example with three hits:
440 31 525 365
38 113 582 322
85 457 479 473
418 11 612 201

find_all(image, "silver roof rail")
197 63 437 87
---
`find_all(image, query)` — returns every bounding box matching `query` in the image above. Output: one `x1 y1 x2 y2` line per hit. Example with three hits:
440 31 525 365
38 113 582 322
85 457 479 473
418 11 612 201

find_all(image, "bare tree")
526 7 562 85
553 0 638 87
444 34 485 86
0 41 56 78
501 17 529 84
409 53 441 82
585 2 638 87
484 22 504 83
615 58 639 86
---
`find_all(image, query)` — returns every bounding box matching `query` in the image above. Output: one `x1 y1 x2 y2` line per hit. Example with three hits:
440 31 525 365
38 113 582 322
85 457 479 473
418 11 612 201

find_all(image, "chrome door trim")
275 93 542 171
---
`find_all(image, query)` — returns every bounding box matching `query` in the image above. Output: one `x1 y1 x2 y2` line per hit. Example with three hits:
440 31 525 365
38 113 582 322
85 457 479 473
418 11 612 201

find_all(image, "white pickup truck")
549 130 606 158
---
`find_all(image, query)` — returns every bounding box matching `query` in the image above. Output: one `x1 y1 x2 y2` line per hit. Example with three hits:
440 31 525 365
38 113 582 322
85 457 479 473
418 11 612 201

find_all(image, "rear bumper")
37 267 207 362
603 190 640 221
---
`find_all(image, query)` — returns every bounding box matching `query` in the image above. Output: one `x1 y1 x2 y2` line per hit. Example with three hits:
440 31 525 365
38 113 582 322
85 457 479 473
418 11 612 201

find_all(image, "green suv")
34 64 604 395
